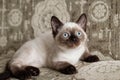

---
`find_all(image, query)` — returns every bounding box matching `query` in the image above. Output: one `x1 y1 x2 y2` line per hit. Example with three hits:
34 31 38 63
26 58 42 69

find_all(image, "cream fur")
9 22 87 70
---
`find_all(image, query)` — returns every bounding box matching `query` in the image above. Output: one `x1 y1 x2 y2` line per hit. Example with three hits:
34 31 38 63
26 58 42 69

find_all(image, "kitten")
0 13 99 80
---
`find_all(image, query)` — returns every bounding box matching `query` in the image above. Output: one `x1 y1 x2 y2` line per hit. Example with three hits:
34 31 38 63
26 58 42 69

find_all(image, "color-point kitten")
0 13 99 80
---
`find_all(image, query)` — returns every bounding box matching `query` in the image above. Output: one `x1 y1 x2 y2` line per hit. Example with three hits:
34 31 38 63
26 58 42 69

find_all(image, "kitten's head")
51 13 87 49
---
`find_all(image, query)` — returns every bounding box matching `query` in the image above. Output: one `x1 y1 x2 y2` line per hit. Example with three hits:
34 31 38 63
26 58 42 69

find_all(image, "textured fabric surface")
0 52 119 80
75 61 120 80
0 0 120 80
0 0 120 60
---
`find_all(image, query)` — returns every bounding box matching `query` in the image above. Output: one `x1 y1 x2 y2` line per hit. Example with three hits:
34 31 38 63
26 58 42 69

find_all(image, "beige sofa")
0 51 120 80
0 0 120 80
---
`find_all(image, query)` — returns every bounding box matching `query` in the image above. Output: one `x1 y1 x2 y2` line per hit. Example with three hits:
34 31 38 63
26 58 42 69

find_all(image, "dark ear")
76 13 87 31
51 16 63 37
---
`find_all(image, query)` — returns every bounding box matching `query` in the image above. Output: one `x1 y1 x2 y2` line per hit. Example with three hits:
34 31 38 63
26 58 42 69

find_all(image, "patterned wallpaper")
0 0 119 60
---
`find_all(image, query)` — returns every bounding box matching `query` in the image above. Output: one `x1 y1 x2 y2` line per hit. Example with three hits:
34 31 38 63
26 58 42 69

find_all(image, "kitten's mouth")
67 37 81 48
67 41 81 48
57 37 81 49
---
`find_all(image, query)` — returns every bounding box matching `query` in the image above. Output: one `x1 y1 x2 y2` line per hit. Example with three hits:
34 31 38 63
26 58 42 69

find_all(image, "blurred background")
0 0 119 60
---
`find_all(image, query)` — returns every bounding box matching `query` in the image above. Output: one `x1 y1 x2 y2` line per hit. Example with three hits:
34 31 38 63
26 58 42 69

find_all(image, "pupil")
63 33 68 37
78 32 81 35
65 33 67 36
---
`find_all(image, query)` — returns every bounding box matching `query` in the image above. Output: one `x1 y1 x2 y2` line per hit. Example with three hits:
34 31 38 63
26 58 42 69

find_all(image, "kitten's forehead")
63 22 79 28
62 22 84 32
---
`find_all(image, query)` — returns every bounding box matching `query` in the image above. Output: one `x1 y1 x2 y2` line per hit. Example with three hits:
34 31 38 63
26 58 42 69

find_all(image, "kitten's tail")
0 61 12 80
0 70 11 80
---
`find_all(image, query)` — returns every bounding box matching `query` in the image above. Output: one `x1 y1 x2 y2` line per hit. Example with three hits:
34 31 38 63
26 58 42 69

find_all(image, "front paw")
59 65 77 74
12 66 40 79
25 66 40 76
83 55 100 63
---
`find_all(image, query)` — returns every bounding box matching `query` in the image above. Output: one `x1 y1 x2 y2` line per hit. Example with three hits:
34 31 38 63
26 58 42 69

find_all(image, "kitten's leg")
81 48 100 62
53 62 77 74
9 62 40 80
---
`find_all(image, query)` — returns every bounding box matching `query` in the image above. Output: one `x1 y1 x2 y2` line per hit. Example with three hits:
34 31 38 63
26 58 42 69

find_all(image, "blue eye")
77 32 81 36
63 33 69 38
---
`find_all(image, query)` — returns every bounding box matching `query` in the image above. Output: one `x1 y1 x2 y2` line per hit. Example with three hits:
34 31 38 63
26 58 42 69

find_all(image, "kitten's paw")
25 66 40 76
83 55 100 62
13 66 40 79
59 65 77 74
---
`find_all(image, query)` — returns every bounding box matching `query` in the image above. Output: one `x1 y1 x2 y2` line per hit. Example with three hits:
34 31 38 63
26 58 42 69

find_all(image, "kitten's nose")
72 38 77 41
70 35 78 42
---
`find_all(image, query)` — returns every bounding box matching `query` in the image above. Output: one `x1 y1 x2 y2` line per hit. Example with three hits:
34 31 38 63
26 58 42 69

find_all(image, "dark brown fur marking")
10 66 40 79
81 49 100 62
82 55 100 62
53 62 77 74
76 13 87 32
57 28 85 48
51 16 63 38
0 62 12 80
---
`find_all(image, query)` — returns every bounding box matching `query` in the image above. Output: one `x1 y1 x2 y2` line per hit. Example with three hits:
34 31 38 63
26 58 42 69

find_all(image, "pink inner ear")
51 16 63 37
76 14 87 31
51 16 63 31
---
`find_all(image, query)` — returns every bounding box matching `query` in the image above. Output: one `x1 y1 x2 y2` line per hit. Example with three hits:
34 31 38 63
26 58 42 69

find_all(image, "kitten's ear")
76 13 87 31
51 16 63 37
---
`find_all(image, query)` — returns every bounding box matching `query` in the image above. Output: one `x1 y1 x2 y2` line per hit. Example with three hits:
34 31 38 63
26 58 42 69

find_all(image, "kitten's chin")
57 45 71 51
68 42 81 48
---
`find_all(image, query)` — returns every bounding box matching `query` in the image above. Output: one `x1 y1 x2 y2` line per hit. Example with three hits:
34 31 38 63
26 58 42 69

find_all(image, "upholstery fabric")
0 0 120 80
0 0 119 60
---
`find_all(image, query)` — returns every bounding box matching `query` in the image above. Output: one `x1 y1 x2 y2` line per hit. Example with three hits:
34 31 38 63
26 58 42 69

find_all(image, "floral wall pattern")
0 0 120 60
